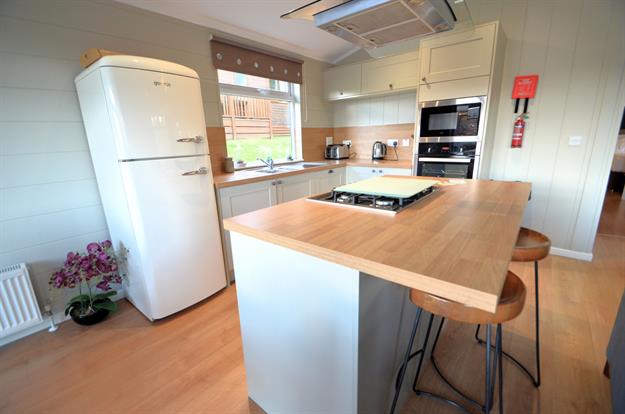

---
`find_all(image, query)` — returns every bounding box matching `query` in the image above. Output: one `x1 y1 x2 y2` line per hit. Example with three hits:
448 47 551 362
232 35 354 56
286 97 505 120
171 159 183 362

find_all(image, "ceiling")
116 0 361 63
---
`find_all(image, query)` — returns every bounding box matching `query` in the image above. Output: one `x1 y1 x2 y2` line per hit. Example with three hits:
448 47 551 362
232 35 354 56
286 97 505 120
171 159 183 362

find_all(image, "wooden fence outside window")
221 95 291 140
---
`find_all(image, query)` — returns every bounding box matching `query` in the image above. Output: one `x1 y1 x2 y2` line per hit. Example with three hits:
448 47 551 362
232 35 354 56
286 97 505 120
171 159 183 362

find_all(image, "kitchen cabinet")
217 180 277 279
361 51 419 95
419 23 496 85
275 173 314 203
311 167 346 194
346 166 411 184
323 63 362 100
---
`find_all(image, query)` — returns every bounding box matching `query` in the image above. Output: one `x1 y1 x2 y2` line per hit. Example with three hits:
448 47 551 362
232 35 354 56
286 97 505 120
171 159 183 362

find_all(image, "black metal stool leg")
497 324 504 414
485 324 492 413
412 314 435 392
390 308 422 414
534 260 541 387
474 261 541 388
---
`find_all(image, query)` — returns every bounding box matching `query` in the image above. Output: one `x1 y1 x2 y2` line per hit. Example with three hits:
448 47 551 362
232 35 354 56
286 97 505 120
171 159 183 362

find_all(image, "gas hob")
308 186 436 215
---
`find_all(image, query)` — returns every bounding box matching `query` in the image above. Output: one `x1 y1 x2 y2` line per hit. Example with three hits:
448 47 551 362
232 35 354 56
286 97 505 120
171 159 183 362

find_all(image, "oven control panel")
417 142 477 157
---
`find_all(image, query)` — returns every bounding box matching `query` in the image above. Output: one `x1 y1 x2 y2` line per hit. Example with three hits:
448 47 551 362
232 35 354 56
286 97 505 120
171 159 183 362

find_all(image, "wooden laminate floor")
598 191 625 237
1 235 623 414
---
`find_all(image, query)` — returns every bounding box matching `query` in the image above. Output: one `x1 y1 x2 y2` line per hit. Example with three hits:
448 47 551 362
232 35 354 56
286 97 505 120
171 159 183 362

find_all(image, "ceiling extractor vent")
282 0 457 49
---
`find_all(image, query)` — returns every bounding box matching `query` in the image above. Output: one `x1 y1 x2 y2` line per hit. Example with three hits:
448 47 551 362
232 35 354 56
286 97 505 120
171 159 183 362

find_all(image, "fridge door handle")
177 136 203 143
182 167 208 176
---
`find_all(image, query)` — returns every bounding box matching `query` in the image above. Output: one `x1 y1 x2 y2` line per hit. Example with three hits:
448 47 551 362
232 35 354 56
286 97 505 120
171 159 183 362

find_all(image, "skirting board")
550 247 593 262
0 290 126 347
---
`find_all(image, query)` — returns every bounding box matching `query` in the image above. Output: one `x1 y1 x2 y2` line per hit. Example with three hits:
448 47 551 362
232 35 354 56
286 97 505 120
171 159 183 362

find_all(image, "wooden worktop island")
223 177 531 414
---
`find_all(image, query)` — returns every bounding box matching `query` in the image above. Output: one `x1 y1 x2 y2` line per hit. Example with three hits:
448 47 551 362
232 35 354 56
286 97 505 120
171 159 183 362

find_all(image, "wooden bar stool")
390 271 526 414
475 227 550 387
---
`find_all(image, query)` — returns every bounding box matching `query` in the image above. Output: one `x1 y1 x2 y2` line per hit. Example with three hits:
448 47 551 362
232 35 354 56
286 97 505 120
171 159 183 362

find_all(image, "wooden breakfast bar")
223 177 531 413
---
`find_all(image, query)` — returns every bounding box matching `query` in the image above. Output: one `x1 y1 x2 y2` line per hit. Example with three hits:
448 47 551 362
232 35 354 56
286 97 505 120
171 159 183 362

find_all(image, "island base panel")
230 232 435 413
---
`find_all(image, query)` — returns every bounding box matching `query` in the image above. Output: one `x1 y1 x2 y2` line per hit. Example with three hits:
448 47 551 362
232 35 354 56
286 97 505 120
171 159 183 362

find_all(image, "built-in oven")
415 141 478 179
418 96 486 142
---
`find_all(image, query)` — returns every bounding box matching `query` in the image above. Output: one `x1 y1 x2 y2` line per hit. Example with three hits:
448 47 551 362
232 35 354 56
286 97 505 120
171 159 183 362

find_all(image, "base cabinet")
346 166 411 184
217 167 347 279
312 168 346 194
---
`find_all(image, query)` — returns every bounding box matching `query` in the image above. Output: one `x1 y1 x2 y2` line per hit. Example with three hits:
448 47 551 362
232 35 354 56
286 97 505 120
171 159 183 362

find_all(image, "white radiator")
0 263 43 338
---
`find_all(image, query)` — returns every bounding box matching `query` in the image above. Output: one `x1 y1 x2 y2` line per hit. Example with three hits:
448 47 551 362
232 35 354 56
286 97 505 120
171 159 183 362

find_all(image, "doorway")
598 108 625 237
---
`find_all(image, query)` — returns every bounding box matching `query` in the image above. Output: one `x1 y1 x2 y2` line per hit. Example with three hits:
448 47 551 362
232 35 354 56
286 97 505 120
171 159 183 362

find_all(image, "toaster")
325 144 350 160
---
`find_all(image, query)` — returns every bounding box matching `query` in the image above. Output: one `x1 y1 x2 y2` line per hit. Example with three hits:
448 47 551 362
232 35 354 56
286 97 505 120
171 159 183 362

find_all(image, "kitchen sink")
255 167 289 174
300 162 328 168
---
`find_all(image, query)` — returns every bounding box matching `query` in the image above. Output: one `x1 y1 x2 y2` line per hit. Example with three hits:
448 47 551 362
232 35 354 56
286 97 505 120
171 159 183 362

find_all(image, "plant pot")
69 299 112 326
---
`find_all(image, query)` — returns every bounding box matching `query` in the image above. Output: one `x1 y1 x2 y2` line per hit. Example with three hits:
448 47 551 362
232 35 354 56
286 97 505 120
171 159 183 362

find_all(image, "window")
218 69 301 166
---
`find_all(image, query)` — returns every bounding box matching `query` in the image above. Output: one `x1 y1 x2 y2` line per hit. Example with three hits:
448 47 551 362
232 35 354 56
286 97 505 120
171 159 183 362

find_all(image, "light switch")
402 138 410 147
325 136 333 145
568 136 583 146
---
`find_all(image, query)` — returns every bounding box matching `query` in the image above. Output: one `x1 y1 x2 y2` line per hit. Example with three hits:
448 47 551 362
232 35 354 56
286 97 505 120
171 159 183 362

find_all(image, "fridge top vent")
75 55 199 82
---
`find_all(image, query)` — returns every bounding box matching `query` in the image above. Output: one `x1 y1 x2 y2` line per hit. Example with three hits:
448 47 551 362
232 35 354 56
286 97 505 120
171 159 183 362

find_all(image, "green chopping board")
334 176 439 198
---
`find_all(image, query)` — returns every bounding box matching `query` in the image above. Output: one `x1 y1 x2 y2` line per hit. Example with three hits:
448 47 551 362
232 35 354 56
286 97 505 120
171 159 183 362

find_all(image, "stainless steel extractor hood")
282 0 456 49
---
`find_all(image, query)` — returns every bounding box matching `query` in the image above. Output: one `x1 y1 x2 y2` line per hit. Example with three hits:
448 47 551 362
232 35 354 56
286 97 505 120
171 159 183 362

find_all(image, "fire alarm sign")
512 75 539 99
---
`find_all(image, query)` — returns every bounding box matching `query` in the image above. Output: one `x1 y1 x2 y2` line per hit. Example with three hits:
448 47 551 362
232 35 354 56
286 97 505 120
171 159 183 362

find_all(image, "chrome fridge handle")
182 167 208 176
177 136 203 143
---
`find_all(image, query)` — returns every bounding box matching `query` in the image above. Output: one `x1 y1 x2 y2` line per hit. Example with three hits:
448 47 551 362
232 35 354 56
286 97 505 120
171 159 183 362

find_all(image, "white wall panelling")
467 0 625 255
333 91 417 128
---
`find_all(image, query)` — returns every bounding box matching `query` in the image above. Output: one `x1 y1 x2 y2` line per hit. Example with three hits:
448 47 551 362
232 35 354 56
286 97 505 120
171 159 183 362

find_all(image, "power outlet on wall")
387 139 399 147
325 136 333 145
402 139 410 147
342 140 352 146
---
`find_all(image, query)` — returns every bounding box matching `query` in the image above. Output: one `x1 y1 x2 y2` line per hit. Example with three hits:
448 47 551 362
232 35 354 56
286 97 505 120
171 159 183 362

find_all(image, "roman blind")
210 38 303 84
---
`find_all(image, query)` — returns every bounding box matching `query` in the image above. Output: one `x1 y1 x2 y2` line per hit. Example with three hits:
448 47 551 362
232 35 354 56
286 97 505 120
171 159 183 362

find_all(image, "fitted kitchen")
1 1 624 414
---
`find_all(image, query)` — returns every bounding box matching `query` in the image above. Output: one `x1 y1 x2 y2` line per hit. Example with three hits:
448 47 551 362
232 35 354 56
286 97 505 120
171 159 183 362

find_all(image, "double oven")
414 96 486 179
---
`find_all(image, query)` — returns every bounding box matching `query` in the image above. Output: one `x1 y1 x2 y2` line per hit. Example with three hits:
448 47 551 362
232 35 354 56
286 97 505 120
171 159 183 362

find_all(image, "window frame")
218 73 302 169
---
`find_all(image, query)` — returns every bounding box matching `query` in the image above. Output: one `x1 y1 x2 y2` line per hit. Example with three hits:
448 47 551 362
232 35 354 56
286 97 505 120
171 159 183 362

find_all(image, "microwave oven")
418 96 487 142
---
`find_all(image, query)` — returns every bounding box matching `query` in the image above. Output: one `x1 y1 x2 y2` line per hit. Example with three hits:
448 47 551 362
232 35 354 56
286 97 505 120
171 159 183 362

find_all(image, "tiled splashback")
332 124 415 161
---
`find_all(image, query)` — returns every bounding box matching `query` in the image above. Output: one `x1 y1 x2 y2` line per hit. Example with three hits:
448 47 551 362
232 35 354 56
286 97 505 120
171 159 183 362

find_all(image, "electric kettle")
372 141 387 160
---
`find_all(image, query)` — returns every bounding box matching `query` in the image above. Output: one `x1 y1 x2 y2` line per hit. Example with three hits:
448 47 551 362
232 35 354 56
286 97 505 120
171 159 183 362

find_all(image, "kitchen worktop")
213 159 413 188
224 177 531 312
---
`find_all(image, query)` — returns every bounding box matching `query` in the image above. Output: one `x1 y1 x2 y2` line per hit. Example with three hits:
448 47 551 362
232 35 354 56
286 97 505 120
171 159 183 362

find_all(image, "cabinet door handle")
378 169 383 173
182 167 208 176
421 77 430 86
271 181 276 186
389 83 393 89
371 169 376 173
328 169 334 174
177 136 203 143
276 180 283 185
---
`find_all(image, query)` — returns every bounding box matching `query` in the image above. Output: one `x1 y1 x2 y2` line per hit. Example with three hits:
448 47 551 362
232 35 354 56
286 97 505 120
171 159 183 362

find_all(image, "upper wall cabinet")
323 51 419 101
323 64 362 100
419 23 496 85
361 51 419 95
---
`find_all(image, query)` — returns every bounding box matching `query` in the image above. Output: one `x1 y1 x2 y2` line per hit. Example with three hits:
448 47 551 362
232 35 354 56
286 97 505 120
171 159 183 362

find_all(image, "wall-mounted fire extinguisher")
511 114 527 148
511 74 539 149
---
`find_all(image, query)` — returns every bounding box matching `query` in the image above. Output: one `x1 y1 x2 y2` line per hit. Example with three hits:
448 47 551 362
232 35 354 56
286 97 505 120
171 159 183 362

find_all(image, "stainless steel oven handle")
418 157 472 163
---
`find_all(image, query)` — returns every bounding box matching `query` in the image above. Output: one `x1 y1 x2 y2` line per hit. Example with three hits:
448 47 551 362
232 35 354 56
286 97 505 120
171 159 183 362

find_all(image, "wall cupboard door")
218 180 277 278
419 23 495 85
361 52 419 95
311 167 346 193
323 64 362 100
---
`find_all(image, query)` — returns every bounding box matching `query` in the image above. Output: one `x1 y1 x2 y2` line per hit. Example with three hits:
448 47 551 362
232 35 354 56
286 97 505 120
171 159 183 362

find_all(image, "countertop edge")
223 217 499 313
213 159 414 189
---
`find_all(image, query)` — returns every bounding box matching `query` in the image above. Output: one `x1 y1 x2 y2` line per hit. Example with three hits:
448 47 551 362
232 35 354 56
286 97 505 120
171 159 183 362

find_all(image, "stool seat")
512 227 551 262
410 271 526 325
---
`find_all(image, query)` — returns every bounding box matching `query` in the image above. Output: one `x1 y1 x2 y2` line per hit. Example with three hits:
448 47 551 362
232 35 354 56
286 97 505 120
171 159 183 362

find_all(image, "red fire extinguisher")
511 114 526 148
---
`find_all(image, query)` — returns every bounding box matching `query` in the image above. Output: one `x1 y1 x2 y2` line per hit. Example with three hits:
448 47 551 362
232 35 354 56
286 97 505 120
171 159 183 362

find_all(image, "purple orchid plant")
49 240 123 317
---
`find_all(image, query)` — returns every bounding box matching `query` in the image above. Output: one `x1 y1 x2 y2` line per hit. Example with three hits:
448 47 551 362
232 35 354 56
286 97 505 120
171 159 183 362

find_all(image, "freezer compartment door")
101 67 207 160
120 155 226 319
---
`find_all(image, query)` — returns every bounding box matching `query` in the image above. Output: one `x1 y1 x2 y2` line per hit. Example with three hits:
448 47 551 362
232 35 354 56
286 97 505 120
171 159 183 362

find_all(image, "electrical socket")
325 136 333 145
402 139 410 147
342 140 352 146
387 139 398 147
